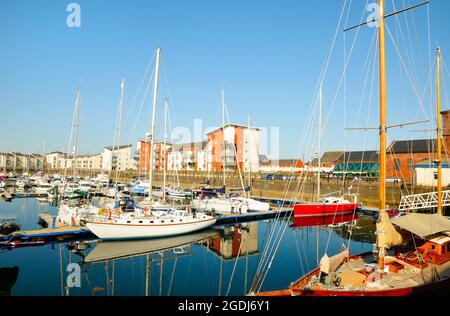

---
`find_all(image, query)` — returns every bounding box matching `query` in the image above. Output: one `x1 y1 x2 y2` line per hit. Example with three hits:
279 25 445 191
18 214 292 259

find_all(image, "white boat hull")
193 197 270 213
86 218 217 240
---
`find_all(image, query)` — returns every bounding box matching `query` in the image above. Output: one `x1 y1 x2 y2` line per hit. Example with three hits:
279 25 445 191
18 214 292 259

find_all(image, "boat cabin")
417 235 450 265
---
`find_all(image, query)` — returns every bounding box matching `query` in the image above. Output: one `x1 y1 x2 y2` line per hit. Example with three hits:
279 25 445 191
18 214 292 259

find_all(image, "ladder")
399 190 450 212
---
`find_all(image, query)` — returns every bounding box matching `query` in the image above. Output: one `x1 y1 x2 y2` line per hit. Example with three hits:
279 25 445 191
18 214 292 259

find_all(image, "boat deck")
300 255 450 293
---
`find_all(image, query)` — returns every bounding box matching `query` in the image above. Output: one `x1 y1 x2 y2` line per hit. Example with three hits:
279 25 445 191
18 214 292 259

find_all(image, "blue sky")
1 0 450 160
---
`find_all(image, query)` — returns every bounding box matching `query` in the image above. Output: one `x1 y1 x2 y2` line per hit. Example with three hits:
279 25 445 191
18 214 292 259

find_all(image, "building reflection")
203 222 259 260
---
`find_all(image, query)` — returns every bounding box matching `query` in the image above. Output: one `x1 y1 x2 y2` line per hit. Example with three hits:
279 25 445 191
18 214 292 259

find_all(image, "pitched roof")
336 151 379 163
387 139 436 154
311 151 344 165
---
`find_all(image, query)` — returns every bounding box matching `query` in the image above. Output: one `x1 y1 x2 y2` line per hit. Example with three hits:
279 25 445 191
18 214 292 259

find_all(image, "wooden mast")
377 0 388 272
436 47 442 216
318 85 322 201
148 47 161 209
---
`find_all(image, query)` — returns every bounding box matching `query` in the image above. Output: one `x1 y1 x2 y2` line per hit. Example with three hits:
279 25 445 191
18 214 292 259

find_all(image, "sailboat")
86 48 216 240
254 1 450 296
293 87 359 218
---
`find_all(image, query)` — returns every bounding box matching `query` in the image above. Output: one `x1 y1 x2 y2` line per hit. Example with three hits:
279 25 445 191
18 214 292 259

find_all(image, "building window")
394 159 401 171
407 159 415 170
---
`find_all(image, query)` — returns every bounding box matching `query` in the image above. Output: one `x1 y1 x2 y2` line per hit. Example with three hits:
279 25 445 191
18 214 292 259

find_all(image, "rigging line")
324 29 377 257
126 67 156 145
223 100 246 195
385 24 433 123
292 229 306 277
395 0 420 89
252 95 320 284
322 2 372 144
166 102 181 187
124 51 156 124
340 29 377 194
252 0 355 294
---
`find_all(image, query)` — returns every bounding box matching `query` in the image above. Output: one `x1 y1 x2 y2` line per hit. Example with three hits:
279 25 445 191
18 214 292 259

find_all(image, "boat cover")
391 213 450 239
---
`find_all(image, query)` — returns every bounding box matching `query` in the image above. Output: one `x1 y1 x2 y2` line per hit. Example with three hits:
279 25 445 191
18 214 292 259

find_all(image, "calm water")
0 198 375 296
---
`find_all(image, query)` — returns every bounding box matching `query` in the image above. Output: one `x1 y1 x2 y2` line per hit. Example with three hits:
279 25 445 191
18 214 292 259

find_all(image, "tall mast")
72 88 80 178
114 77 125 199
436 47 442 216
163 98 168 204
317 86 322 201
221 84 226 186
148 47 161 209
377 0 388 272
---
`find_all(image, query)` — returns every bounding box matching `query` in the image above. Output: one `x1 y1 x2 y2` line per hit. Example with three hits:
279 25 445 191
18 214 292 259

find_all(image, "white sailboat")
86 48 216 240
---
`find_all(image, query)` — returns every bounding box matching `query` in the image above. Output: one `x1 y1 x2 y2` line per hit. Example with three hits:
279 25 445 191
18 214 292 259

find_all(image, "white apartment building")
101 145 136 172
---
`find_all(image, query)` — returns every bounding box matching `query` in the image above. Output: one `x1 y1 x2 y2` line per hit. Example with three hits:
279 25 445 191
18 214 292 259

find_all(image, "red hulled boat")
293 197 359 218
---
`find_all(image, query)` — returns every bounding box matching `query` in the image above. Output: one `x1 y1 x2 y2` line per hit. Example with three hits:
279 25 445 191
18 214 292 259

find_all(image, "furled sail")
376 211 403 249
320 247 350 275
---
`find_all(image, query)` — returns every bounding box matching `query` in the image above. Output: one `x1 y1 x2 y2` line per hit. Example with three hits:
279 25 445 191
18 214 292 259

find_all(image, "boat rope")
250 0 365 293
292 229 306 277
127 66 156 147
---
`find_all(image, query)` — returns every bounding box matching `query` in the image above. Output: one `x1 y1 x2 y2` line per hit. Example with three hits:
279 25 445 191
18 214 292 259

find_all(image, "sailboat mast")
114 77 125 199
221 85 226 187
318 86 322 201
378 0 387 215
163 98 168 204
436 47 442 215
377 0 388 272
148 47 161 209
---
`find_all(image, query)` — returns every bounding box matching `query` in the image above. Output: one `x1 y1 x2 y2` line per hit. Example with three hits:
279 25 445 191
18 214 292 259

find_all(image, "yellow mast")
436 47 442 216
377 0 388 272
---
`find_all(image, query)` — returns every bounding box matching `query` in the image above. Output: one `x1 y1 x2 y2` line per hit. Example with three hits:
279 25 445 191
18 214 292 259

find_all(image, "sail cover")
377 212 404 249
320 248 350 275
391 213 450 239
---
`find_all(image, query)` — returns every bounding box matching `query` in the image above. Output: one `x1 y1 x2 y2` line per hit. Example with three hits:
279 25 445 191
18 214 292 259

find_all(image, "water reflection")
0 198 376 296
0 266 19 296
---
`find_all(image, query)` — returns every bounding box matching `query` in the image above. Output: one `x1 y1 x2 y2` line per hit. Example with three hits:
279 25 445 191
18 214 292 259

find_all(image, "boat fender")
108 210 112 220
71 216 76 226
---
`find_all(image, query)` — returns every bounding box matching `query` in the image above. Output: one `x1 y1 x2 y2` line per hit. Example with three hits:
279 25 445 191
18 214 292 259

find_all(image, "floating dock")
0 214 93 242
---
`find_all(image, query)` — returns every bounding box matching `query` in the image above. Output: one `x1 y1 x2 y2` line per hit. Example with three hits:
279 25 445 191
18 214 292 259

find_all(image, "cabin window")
150 221 154 224
161 220 164 223
434 172 438 180
139 221 143 224
127 221 131 224
171 220 174 223
446 243 450 253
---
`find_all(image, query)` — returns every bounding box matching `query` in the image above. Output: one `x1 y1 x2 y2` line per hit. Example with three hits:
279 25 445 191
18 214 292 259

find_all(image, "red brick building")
386 139 436 183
